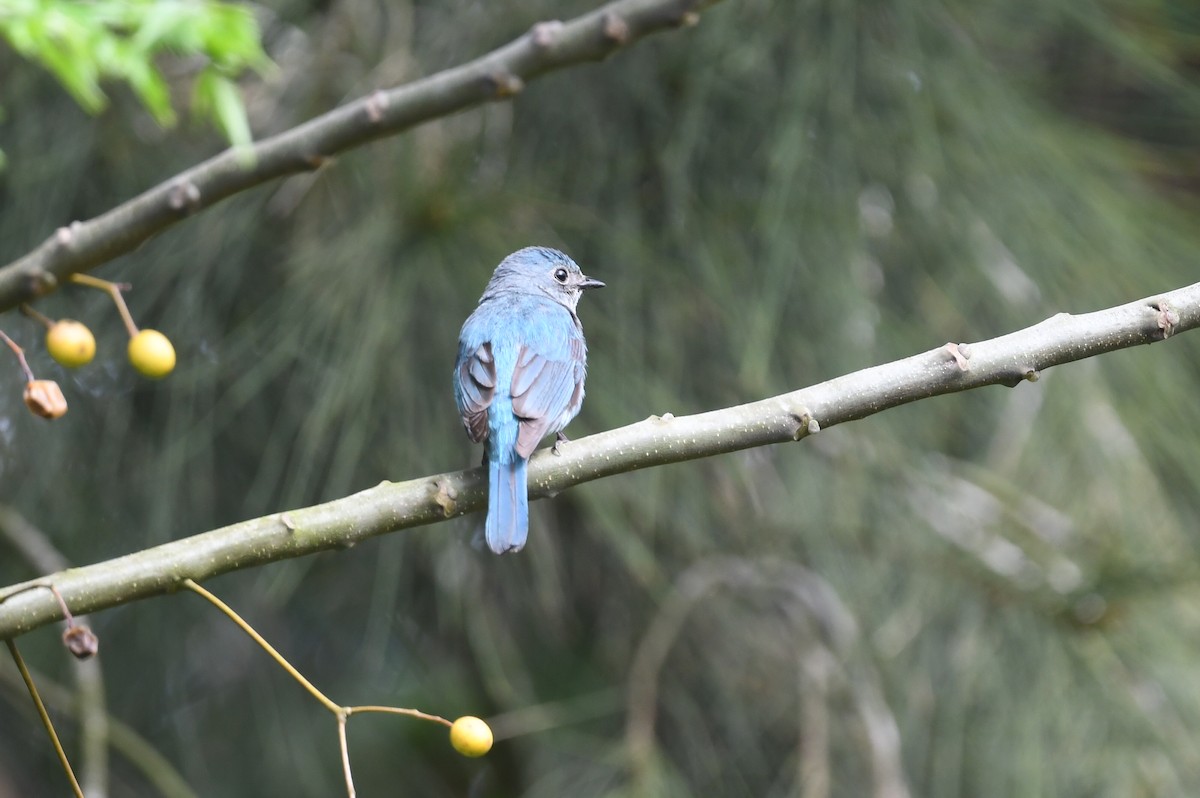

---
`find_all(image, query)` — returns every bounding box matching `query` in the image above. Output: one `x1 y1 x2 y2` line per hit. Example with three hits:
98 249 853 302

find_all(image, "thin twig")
69 273 139 336
0 657 198 798
20 303 55 330
6 638 85 798
0 328 35 382
338 715 355 798
3 581 76 626
181 578 341 714
345 704 453 727
183 579 458 797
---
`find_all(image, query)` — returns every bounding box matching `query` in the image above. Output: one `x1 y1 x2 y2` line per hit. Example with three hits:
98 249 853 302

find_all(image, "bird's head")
484 247 604 311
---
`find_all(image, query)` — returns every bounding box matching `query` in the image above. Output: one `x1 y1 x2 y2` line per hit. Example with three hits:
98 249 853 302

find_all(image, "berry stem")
182 578 460 798
0 328 36 383
69 274 139 337
181 579 342 715
338 716 356 798
19 303 55 330
344 705 453 727
3 582 78 629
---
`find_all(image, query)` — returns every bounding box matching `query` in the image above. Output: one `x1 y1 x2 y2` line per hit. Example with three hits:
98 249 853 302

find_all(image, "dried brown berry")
63 625 99 659
23 380 67 419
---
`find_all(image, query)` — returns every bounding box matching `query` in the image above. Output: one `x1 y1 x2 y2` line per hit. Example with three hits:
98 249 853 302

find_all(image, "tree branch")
0 282 1196 639
0 0 720 311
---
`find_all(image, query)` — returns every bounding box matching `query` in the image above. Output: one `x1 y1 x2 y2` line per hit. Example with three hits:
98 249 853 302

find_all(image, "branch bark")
0 0 721 311
1 282 1196 639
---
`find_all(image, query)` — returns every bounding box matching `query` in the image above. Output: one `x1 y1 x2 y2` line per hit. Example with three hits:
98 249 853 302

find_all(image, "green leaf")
0 16 39 56
2 0 269 143
193 69 254 155
130 1 205 53
35 32 107 113
118 48 176 127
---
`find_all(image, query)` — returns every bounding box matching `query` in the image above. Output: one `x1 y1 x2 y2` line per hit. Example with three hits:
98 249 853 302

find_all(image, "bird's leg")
552 431 571 456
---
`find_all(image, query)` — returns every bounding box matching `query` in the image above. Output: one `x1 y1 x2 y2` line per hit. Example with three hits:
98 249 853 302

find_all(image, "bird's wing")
454 340 495 443
511 334 585 458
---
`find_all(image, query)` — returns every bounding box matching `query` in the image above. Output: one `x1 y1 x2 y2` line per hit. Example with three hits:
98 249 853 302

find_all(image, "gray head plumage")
481 246 604 312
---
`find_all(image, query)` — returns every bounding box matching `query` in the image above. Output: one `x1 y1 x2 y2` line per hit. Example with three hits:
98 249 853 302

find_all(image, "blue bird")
453 247 604 554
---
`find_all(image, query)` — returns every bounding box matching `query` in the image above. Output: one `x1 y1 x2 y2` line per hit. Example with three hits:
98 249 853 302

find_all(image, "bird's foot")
552 432 571 456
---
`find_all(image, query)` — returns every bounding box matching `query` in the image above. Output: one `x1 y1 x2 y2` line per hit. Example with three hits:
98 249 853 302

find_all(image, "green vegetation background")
1 0 1199 795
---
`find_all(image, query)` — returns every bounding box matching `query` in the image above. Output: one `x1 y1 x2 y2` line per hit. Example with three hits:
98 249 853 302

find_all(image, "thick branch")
1 283 1196 639
0 0 719 310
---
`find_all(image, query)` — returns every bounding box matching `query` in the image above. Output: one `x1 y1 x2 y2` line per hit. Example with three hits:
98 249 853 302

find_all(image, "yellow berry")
128 329 176 378
449 716 493 757
46 320 96 368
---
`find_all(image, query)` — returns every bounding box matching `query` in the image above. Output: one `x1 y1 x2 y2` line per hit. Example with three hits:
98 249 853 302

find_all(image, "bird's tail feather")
486 457 528 554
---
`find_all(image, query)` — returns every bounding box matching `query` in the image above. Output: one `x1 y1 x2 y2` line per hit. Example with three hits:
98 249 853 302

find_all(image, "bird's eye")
553 268 569 284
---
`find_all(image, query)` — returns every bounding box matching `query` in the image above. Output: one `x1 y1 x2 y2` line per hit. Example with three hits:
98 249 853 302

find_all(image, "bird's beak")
579 275 605 290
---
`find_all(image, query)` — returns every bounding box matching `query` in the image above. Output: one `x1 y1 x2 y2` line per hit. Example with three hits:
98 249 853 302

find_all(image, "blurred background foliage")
0 0 269 160
1 0 1200 795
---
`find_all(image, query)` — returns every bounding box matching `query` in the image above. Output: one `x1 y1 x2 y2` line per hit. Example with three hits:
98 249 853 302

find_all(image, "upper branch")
1 281 1196 639
0 0 721 311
